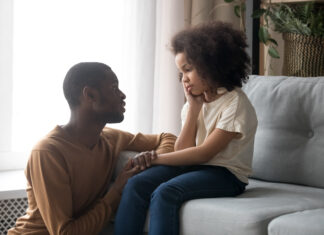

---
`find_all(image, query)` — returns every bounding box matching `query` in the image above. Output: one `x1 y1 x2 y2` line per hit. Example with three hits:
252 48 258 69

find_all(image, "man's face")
94 70 126 123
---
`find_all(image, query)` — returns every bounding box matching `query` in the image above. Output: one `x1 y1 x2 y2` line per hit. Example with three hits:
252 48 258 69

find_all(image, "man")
8 62 176 235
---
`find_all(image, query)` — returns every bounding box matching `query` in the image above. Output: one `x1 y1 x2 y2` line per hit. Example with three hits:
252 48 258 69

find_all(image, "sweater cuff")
155 133 177 154
102 187 122 213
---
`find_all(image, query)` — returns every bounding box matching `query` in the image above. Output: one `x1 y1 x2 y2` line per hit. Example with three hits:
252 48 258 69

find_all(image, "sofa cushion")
112 151 138 180
268 208 324 235
178 179 324 235
243 76 324 188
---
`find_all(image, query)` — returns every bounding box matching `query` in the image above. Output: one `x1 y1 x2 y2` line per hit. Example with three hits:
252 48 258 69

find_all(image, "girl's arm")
174 106 199 151
174 82 203 151
153 128 238 166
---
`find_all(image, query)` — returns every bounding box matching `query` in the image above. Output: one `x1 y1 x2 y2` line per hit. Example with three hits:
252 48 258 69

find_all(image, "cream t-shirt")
181 87 258 183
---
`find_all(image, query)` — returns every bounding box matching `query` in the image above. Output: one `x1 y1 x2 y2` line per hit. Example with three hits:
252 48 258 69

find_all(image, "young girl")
114 21 258 235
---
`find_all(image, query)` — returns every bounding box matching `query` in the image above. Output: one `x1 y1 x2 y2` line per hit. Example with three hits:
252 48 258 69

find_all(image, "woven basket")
283 33 324 77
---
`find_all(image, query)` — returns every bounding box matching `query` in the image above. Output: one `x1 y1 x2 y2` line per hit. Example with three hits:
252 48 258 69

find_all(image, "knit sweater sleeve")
108 129 176 154
26 149 119 235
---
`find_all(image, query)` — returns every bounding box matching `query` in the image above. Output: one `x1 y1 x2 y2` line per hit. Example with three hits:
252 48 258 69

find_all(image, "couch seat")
178 179 324 235
268 208 324 235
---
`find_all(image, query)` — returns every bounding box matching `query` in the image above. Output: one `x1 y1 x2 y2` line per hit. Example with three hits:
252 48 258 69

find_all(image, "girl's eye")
178 72 183 82
184 66 192 72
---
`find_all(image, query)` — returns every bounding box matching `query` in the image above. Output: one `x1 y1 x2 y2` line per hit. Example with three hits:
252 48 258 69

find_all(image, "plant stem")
240 0 246 32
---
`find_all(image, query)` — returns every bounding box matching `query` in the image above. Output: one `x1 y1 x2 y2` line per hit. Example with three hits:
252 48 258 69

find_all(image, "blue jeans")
114 165 246 235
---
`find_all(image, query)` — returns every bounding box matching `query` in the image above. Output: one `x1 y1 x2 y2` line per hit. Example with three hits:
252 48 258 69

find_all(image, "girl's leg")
114 165 184 235
148 166 246 235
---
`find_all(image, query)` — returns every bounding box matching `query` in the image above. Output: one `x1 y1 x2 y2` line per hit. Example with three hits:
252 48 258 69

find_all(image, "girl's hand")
182 81 203 115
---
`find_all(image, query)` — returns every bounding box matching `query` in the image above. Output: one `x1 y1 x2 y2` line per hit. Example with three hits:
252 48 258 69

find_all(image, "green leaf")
234 5 241 17
304 3 310 19
224 0 235 2
264 2 324 37
251 9 266 18
268 38 278 46
258 26 269 44
268 47 280 59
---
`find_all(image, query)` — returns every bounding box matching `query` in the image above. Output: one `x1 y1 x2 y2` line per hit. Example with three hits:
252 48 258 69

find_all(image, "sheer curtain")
124 0 185 134
153 0 185 134
0 0 184 170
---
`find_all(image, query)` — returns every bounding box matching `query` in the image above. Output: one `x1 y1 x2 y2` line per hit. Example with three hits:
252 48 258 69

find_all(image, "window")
0 0 139 170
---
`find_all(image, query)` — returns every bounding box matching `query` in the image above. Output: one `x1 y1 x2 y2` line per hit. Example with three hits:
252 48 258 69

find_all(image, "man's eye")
178 72 183 82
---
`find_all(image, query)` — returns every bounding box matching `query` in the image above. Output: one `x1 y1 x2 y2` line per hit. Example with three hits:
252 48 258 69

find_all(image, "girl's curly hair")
171 21 250 91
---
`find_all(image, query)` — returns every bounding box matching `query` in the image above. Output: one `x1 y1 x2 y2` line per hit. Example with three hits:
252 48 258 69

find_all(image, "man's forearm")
55 188 121 235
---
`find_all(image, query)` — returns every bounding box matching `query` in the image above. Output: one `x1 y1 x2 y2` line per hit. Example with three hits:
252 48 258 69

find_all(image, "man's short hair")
63 62 111 108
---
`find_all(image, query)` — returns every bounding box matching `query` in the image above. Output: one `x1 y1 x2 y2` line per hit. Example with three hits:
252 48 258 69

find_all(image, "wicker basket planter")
283 33 324 77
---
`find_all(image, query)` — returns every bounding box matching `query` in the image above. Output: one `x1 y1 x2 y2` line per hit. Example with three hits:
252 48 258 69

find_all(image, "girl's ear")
82 86 99 104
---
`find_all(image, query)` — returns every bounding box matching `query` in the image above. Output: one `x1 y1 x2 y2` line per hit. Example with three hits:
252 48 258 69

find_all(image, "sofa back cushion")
243 76 324 188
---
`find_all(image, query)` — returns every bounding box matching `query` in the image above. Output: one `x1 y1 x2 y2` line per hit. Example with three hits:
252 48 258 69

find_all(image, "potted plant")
225 0 324 76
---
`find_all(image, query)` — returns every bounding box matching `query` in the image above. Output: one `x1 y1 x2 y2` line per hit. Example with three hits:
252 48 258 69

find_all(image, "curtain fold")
152 0 185 135
122 0 185 135
120 0 157 134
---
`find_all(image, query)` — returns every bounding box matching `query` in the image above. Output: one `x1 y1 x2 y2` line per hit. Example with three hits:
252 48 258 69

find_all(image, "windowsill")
0 170 27 200
0 151 28 171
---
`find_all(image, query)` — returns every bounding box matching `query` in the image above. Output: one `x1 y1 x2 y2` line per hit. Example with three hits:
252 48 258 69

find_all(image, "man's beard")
105 112 124 124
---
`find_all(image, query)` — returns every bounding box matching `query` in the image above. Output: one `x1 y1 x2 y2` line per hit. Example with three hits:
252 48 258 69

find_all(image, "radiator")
0 197 28 234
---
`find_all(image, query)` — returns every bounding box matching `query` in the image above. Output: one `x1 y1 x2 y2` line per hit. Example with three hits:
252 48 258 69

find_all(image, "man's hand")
111 159 140 194
131 151 157 170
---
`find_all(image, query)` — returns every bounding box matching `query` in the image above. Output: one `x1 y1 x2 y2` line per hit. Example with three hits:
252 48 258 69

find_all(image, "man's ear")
82 86 99 104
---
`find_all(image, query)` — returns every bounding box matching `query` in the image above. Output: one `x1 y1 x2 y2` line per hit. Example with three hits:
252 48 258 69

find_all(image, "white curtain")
153 0 185 135
113 0 158 134
0 0 185 170
114 0 185 135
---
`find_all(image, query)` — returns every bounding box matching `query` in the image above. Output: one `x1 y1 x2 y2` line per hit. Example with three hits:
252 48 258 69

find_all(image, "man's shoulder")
32 126 67 152
32 137 56 152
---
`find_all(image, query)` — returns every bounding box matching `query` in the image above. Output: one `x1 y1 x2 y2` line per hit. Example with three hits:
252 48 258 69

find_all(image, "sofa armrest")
112 151 139 180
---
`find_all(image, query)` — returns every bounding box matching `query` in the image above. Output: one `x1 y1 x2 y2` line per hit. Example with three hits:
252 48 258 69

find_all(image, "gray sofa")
111 75 324 235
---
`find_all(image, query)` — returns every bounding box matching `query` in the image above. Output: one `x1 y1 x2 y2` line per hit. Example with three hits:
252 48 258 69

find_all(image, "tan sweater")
8 126 176 235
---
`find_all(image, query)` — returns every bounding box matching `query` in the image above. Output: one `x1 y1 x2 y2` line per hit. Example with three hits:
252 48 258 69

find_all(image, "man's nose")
120 90 126 99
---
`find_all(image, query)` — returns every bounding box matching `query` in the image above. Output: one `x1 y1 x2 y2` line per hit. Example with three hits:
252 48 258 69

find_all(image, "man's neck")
63 118 106 149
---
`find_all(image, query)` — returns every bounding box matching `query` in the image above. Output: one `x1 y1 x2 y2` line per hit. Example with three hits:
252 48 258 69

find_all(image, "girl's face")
175 52 208 96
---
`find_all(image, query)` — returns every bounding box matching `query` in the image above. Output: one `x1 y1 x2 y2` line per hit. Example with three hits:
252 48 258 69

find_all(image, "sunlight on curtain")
12 0 135 152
